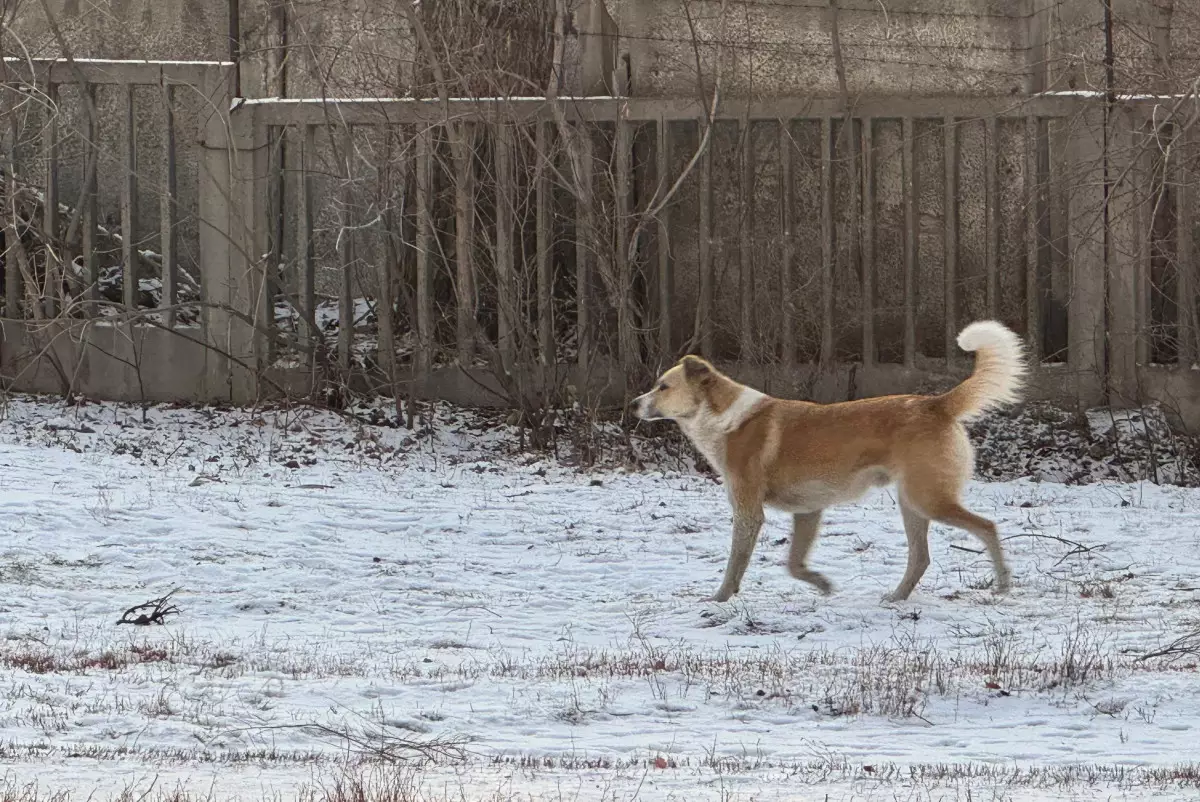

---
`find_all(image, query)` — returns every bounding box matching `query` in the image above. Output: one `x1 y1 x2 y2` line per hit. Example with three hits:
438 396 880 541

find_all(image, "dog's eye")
657 382 668 392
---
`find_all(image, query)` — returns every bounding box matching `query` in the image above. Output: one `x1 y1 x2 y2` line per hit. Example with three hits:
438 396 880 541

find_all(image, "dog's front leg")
710 505 765 602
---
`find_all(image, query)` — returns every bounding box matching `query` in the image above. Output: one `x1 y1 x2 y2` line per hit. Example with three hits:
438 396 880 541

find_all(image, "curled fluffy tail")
935 321 1026 421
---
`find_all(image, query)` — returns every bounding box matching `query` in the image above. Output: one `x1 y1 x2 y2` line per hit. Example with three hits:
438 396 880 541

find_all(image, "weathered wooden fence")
1 59 1198 422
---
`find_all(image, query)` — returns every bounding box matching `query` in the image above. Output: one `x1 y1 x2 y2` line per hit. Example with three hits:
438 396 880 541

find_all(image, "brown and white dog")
632 320 1026 603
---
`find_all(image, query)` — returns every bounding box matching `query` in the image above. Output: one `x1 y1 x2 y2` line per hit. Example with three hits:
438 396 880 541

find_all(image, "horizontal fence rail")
0 58 1197 412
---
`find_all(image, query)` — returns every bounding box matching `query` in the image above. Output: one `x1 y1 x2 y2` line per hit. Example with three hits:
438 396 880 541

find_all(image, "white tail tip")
957 320 1022 354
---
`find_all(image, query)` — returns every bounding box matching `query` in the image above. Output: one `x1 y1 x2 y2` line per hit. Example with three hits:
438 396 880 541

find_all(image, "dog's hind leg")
932 503 1010 594
710 504 765 603
903 479 1010 595
883 501 931 602
787 511 833 595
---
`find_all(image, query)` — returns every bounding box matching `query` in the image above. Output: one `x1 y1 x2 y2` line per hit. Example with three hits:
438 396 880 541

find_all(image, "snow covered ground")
0 396 1199 801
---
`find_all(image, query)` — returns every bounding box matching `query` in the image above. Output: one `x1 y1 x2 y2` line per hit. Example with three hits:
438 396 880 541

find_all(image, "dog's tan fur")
633 320 1026 603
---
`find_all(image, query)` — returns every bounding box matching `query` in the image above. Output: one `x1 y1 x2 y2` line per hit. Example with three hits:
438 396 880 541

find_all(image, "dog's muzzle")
631 392 661 421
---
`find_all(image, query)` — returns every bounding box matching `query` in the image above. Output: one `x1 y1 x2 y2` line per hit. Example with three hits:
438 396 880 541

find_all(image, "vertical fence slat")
985 115 1000 319
656 118 672 362
1177 118 1195 367
120 84 137 310
249 123 275 372
847 117 861 363
1025 115 1041 359
861 117 875 366
255 126 278 367
495 123 516 368
337 126 355 371
375 130 399 389
119 86 137 312
698 130 714 357
575 126 593 375
43 79 59 317
902 116 917 368
270 126 287 340
82 83 98 310
739 118 753 361
159 82 178 327
454 125 476 364
615 117 634 377
536 122 554 370
296 124 316 359
820 116 834 364
255 124 278 365
944 118 959 363
415 126 435 383
780 120 795 369
5 109 20 317
1135 126 1152 367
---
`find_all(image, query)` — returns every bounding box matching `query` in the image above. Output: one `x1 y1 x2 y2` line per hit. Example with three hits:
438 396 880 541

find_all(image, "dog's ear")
680 355 714 384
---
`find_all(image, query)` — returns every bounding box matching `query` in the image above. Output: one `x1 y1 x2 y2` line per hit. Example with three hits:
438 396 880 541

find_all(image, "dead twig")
116 588 181 626
1135 628 1200 664
233 720 469 763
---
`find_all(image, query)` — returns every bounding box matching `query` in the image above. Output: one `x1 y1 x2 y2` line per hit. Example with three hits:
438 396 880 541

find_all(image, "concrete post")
1064 103 1108 409
197 68 270 403
579 0 617 96
1105 105 1147 406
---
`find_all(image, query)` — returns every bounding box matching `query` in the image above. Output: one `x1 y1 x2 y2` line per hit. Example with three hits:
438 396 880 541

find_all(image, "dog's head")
632 355 716 422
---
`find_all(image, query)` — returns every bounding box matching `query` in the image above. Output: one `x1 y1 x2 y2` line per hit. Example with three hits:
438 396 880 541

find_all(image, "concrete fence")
1 58 1199 424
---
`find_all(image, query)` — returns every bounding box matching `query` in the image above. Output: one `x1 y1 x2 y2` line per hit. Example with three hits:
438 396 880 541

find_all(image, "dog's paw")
707 588 735 603
881 589 911 604
993 573 1012 595
791 568 834 596
809 574 834 596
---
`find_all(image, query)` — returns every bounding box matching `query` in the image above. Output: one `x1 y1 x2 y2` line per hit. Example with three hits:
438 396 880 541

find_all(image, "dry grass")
5 759 1200 802
0 613 1124 726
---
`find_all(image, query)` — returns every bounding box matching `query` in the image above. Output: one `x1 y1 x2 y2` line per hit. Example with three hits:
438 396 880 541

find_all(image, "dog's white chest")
679 387 765 476
686 427 728 475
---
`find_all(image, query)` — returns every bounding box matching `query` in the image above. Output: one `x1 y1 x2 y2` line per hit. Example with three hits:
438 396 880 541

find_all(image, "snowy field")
1 397 1199 801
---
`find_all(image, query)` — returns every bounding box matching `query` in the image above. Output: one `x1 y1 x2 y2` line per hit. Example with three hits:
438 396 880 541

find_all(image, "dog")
632 320 1026 603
